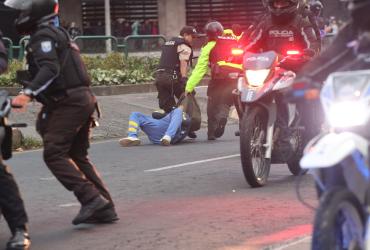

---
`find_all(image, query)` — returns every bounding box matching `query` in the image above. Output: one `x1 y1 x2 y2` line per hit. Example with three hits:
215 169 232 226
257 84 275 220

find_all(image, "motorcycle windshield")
243 51 277 70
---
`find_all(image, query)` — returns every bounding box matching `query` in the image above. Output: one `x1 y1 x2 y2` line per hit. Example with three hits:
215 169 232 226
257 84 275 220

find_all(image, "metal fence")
1 35 167 60
2 34 338 61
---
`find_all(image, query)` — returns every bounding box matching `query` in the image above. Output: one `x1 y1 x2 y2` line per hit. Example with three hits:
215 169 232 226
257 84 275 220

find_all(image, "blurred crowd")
59 18 159 39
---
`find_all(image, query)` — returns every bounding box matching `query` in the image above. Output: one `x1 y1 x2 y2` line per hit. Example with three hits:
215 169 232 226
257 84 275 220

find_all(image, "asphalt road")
0 125 316 250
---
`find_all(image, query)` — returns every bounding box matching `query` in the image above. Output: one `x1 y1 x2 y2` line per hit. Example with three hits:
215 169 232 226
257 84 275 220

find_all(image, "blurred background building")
0 0 349 43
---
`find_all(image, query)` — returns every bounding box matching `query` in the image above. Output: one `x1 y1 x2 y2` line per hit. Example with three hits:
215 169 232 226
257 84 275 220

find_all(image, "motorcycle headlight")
246 69 270 87
328 101 368 128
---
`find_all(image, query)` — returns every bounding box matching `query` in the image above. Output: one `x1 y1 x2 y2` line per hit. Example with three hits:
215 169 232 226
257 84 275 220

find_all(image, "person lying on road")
119 106 191 147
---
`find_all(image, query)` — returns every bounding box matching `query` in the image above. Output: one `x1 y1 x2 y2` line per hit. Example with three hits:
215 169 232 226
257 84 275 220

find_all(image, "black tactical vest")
158 37 193 72
209 36 239 79
27 25 91 98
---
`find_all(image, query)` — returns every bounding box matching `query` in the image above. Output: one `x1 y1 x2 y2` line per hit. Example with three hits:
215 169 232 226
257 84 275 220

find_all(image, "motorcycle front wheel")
240 106 270 187
312 187 365 250
287 129 308 176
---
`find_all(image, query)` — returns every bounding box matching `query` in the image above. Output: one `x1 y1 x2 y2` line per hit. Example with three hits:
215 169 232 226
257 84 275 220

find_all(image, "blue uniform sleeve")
164 108 184 139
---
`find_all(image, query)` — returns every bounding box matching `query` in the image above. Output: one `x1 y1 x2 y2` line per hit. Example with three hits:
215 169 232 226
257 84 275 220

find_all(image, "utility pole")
105 0 112 53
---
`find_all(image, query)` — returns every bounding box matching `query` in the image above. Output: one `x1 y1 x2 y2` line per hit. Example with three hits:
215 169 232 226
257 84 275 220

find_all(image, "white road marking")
272 236 311 250
39 177 56 181
145 154 240 172
59 203 80 208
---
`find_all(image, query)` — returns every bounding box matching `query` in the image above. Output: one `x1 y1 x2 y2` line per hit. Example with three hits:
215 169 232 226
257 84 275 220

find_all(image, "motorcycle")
0 90 27 222
233 49 311 187
298 69 370 250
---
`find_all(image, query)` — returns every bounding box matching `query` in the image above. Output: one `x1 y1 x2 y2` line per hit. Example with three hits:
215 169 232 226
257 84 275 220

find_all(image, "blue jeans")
127 108 183 144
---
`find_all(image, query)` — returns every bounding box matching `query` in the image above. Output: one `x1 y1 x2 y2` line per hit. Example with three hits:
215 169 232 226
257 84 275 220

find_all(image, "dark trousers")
0 161 28 234
36 88 112 205
207 79 236 136
155 71 184 113
297 100 324 145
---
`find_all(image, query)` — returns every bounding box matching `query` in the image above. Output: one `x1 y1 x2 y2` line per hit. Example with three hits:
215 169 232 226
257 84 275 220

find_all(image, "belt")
156 68 179 75
65 85 89 94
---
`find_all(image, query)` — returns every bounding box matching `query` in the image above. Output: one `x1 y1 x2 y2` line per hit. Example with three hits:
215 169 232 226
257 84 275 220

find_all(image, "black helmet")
265 0 301 19
4 0 59 34
309 0 323 16
204 21 224 41
345 0 370 30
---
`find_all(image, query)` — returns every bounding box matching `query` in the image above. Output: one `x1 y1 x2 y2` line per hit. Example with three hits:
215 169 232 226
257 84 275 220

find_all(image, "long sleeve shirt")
185 41 216 92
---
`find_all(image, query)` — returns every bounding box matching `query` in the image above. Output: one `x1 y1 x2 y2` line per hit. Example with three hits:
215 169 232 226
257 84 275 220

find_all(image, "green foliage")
0 60 23 86
0 53 159 87
21 136 43 150
86 53 158 85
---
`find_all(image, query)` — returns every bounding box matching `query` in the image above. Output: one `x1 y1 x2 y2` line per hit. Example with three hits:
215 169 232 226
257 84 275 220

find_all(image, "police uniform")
244 14 320 59
155 36 193 113
241 13 320 147
295 21 359 144
23 24 114 211
0 30 30 247
186 35 242 139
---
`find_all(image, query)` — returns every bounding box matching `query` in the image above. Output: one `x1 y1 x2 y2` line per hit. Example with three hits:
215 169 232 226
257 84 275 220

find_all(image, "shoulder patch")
41 41 52 53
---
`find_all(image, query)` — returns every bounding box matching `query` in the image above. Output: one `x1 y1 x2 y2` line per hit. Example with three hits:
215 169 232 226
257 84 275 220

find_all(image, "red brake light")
54 3 59 14
286 50 301 56
231 48 244 56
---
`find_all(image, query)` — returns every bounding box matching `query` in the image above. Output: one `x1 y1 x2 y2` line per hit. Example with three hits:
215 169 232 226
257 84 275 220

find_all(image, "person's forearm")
179 60 188 78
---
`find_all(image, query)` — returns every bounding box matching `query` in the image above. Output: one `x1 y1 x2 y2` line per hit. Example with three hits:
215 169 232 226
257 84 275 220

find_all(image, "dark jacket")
242 14 321 56
0 31 8 74
25 24 90 102
296 22 360 84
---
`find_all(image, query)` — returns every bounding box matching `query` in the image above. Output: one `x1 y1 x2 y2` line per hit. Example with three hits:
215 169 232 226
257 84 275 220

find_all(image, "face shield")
4 0 32 10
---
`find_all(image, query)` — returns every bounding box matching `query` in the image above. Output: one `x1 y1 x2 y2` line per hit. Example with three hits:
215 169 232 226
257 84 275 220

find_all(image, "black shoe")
83 205 119 224
188 131 197 139
72 195 110 225
6 228 31 250
214 118 227 138
234 130 240 136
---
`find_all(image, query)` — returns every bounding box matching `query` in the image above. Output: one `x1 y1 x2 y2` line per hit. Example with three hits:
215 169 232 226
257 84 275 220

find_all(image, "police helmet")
345 0 370 30
309 0 323 16
265 0 301 18
4 0 59 34
204 21 224 41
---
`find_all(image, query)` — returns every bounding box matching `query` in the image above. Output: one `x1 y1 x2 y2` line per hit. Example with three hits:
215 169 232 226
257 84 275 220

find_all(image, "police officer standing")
155 26 197 114
0 29 31 250
244 0 320 58
185 21 241 140
6 0 118 225
292 0 370 144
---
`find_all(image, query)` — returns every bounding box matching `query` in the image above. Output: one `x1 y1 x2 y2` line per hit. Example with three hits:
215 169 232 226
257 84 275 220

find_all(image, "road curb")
1 79 211 96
